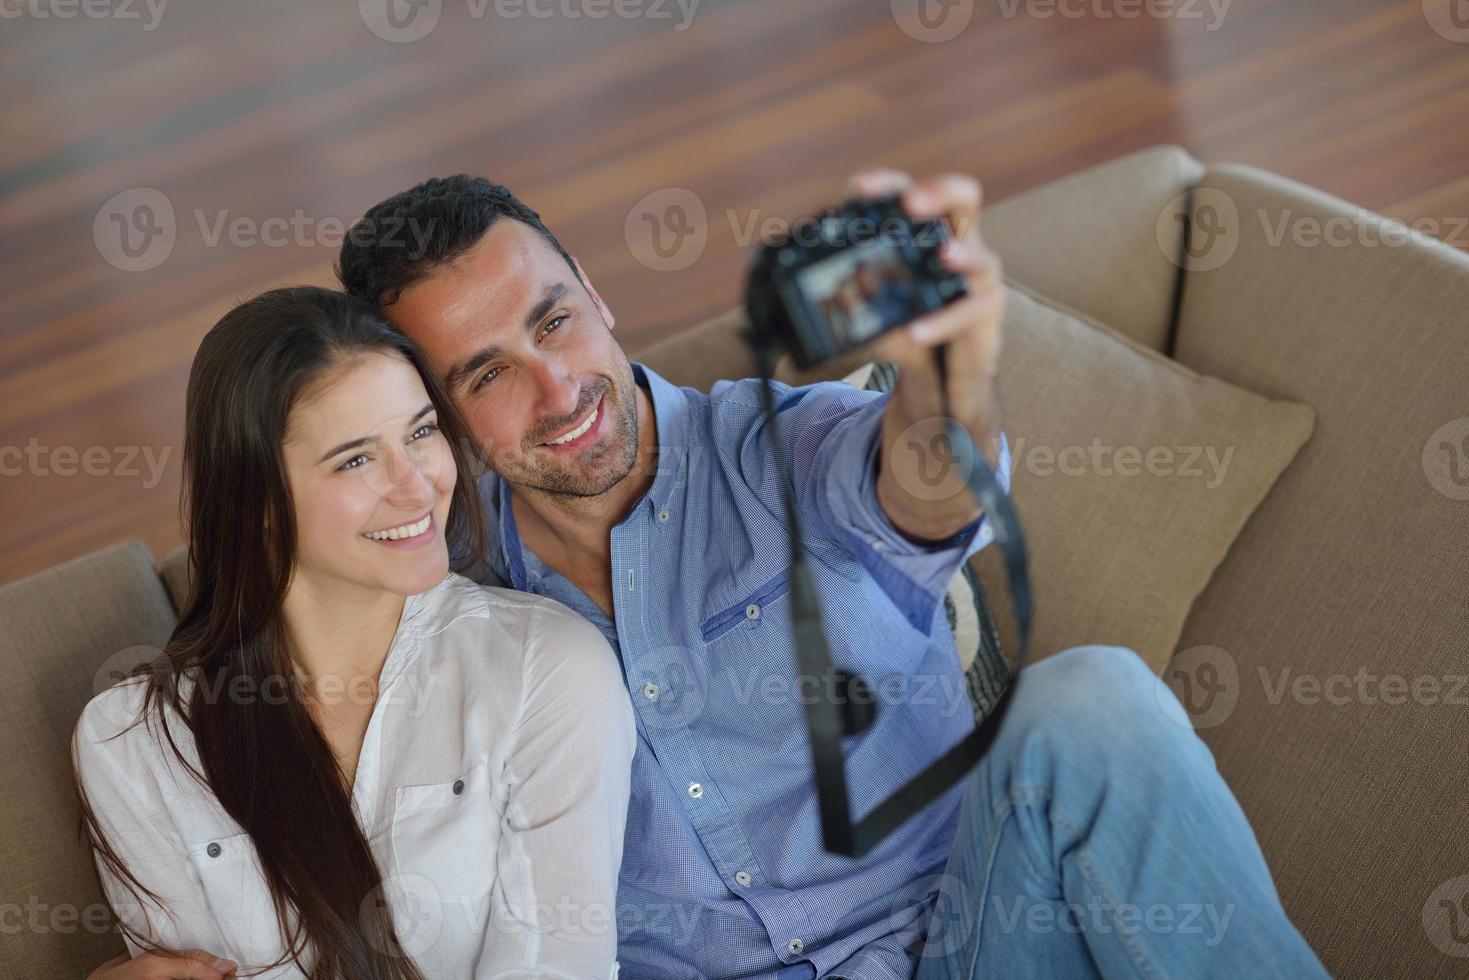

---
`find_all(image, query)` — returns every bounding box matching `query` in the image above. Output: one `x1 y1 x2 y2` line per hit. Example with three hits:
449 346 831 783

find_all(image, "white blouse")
73 573 635 979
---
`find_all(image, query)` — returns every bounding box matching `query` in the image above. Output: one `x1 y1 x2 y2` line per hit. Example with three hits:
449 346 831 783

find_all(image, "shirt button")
787 938 804 956
206 842 222 859
658 508 670 523
687 782 703 799
642 682 660 701
745 603 761 621
734 871 752 887
452 779 465 796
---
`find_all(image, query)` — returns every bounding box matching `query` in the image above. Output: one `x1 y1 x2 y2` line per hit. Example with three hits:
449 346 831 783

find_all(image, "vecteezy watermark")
0 898 115 936
989 895 1236 947
0 438 172 488
624 191 970 273
1423 417 1469 501
1424 875 1469 957
1160 645 1469 730
93 188 440 272
358 0 699 43
1157 188 1469 272
1423 0 1469 43
0 0 168 30
891 0 975 43
995 0 1231 30
1010 437 1235 488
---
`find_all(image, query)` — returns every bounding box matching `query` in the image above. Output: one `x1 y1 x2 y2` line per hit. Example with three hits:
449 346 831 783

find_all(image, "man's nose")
529 357 581 423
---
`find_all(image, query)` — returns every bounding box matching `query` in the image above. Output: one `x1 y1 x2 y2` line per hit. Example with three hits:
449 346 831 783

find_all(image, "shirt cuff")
817 393 1012 636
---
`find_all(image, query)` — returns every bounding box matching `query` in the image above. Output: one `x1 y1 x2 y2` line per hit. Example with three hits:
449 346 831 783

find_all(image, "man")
334 171 1328 979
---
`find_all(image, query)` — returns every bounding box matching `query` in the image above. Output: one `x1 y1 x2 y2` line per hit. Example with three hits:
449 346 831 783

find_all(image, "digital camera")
744 195 968 369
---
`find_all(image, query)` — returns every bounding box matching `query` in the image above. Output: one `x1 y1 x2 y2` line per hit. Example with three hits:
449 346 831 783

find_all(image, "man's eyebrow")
444 282 571 393
317 403 436 464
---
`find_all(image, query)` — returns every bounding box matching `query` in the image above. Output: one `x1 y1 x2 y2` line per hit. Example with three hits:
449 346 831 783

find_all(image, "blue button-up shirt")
467 362 1011 980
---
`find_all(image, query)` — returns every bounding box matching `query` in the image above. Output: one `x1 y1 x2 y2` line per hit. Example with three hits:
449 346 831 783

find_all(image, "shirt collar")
496 361 692 590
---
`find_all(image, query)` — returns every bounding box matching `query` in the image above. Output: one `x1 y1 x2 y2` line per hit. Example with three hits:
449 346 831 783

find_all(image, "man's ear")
571 255 616 332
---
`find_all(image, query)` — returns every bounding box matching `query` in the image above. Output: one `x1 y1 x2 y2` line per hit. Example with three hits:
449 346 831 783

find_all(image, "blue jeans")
907 645 1330 980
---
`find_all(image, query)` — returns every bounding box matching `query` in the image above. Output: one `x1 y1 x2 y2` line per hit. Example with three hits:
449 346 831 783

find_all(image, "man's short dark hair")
336 175 578 307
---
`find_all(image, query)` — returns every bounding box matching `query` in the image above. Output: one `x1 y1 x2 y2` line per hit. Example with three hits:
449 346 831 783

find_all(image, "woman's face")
281 351 456 598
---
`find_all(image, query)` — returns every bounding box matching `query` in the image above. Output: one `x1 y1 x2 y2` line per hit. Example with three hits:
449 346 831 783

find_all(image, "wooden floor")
2 0 1467 585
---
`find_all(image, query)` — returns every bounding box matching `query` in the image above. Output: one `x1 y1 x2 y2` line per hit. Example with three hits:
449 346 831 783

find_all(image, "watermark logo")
635 645 708 730
889 415 984 503
0 0 169 30
891 0 974 43
1423 0 1469 43
94 187 175 272
895 872 977 959
1159 644 1239 730
625 187 708 272
1424 875 1469 957
1423 417 1469 501
1157 187 1239 273
363 874 444 958
360 0 442 42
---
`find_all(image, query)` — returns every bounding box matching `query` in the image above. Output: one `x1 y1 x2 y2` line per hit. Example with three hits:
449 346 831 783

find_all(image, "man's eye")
541 314 568 339
472 367 501 393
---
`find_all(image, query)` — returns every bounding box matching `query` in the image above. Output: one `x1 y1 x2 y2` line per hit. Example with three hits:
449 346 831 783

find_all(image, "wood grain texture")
1 0 1466 583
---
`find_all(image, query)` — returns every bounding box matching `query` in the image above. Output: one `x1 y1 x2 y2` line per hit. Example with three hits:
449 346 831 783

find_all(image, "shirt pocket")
699 566 793 645
389 755 498 915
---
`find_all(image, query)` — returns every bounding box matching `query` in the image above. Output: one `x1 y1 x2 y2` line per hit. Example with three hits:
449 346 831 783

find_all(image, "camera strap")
749 338 1033 858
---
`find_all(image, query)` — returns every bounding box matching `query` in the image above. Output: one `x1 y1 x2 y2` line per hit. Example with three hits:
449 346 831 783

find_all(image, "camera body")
745 195 968 370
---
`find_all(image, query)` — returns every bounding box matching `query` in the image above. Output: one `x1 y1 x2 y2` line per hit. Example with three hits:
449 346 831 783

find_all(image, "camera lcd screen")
793 240 922 358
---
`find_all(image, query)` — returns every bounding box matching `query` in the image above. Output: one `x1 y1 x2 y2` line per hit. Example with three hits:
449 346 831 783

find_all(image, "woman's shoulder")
416 572 605 639
414 574 618 677
73 673 201 799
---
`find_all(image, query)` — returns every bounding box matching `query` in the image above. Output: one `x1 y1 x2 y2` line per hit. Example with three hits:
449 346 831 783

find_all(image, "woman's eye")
337 454 369 472
411 422 440 440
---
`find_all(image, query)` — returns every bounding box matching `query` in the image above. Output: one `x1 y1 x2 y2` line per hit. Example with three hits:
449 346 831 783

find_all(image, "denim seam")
1052 809 1165 980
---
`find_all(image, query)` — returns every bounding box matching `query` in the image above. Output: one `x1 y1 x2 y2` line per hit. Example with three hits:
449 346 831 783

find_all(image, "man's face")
385 219 640 498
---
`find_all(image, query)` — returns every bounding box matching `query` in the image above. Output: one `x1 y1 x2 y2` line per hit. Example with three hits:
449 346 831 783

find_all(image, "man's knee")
1004 644 1194 759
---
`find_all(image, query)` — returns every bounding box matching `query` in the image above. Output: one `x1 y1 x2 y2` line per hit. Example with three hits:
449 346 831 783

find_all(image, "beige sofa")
5 146 1466 978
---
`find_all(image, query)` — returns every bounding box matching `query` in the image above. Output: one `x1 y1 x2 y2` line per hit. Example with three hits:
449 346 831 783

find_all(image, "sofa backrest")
1168 165 1469 979
0 539 173 978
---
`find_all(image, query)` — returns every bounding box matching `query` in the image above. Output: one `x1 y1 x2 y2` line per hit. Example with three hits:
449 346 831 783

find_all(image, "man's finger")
904 174 983 241
844 168 913 201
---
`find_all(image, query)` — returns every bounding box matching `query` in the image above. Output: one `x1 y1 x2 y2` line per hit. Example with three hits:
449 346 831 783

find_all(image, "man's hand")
88 950 237 980
847 169 1006 543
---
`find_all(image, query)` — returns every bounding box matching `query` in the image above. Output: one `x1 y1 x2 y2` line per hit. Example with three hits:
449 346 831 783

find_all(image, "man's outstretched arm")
853 170 1008 544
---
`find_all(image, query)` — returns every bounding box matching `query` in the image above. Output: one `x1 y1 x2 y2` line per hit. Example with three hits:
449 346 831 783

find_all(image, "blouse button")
642 682 660 701
206 842 222 859
687 782 703 799
452 779 465 796
787 938 805 956
734 871 752 887
658 508 670 523
745 603 761 621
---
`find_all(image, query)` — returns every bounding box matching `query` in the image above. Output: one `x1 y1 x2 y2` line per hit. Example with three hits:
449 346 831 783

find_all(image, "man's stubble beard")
506 361 640 499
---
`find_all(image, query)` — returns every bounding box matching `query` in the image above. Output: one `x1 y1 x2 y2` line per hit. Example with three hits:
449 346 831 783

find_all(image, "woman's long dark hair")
74 286 487 978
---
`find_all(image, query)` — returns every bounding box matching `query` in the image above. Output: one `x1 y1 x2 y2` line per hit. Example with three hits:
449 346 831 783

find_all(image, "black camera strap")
749 339 1033 859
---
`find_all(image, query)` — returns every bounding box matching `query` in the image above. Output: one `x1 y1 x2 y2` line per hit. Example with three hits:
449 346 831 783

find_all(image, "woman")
73 287 634 979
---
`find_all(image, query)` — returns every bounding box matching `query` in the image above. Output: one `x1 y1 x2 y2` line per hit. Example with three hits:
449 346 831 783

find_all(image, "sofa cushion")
969 282 1315 671
1168 164 1469 979
0 539 173 978
982 144 1204 352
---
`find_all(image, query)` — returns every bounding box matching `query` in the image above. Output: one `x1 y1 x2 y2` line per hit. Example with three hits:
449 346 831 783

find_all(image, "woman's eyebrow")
317 403 435 463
